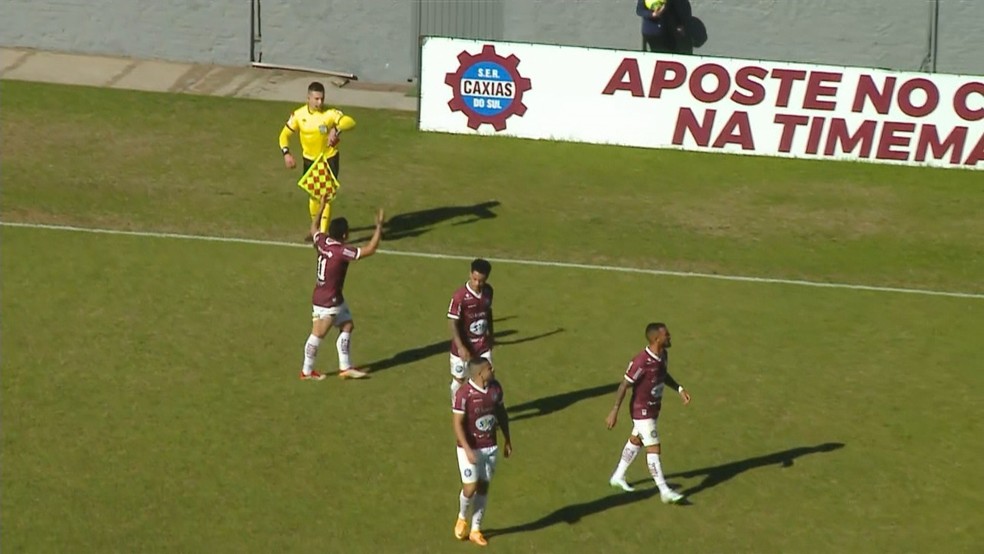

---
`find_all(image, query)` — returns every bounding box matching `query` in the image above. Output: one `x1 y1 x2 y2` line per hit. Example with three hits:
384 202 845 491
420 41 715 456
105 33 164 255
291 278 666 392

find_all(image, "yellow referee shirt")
279 106 356 161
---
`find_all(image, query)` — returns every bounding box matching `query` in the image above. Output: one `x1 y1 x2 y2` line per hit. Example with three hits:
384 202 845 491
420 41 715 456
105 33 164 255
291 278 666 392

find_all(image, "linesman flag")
297 153 341 201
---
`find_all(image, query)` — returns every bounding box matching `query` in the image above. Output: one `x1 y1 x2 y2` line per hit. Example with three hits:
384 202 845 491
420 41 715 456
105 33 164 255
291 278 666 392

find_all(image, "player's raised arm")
357 208 386 258
605 378 632 429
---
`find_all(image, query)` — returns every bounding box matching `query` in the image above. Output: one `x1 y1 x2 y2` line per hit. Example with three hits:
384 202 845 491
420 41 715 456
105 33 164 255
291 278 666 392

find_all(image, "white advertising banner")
418 37 984 170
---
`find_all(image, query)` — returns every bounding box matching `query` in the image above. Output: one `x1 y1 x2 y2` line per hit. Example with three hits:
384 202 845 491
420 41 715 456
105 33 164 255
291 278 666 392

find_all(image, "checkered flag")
296 153 341 201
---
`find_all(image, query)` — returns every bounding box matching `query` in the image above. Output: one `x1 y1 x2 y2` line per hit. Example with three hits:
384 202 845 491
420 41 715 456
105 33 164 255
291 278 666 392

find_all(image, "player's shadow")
486 442 846 538
364 325 561 375
365 330 512 374
485 488 660 538
496 327 564 347
508 382 617 422
364 338 451 374
349 200 500 242
630 442 846 497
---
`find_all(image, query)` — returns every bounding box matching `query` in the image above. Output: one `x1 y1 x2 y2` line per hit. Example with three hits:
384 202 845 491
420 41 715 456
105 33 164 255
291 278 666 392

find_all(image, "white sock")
611 440 641 481
336 331 351 369
450 378 463 401
647 452 669 491
302 334 322 375
470 494 488 532
458 490 473 519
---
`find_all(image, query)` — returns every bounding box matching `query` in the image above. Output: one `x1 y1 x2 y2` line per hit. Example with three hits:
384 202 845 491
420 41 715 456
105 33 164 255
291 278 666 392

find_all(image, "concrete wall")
935 0 984 75
503 0 944 72
0 0 980 83
256 0 413 81
684 0 931 71
0 0 247 67
504 0 640 52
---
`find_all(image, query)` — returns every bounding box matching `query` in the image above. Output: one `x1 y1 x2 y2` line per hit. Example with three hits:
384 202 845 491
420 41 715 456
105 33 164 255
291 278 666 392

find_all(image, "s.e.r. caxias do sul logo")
444 45 532 131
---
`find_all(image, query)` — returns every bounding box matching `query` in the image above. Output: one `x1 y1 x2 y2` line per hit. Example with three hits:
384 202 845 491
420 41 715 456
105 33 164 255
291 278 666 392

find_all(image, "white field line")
3 221 983 300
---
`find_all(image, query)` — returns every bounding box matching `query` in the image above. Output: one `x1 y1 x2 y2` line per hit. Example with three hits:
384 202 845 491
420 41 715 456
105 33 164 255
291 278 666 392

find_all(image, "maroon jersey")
624 347 669 420
452 379 504 449
311 232 360 308
447 283 493 357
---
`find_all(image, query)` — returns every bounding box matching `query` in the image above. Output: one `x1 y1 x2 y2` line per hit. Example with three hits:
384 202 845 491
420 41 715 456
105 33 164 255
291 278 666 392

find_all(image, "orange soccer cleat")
454 517 469 540
469 530 488 546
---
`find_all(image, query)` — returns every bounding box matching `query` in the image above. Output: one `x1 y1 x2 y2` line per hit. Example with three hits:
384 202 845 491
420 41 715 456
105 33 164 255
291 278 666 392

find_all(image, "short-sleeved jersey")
312 231 360 308
452 379 505 449
447 283 493 357
624 347 669 420
284 105 347 161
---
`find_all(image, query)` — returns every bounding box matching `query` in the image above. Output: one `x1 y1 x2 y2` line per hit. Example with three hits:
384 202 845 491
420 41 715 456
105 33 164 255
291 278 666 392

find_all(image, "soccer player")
278 81 357 240
300 194 384 381
452 358 512 546
447 259 494 400
605 322 691 504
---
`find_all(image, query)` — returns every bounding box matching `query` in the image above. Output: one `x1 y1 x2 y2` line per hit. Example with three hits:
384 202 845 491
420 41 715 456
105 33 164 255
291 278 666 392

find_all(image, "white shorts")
456 445 498 484
450 350 493 380
311 302 353 326
631 418 660 447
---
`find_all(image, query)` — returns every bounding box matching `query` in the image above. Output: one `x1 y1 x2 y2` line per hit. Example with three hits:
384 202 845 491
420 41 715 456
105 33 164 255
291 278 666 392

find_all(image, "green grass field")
2 80 983 553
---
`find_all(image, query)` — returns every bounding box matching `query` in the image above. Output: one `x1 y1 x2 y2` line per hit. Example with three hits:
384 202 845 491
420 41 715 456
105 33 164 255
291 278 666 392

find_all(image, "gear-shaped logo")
445 44 532 131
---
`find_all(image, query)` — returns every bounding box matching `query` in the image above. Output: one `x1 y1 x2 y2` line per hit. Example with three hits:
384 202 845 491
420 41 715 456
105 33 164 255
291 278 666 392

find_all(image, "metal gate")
250 0 262 62
411 0 504 80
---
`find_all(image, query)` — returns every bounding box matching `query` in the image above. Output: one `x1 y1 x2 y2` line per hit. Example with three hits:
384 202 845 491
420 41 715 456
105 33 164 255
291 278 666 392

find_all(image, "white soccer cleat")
609 478 635 492
660 488 685 504
338 367 369 380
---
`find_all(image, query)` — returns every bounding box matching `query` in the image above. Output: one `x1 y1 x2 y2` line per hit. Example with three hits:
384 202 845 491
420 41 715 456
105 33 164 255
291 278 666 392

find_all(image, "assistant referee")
279 81 356 239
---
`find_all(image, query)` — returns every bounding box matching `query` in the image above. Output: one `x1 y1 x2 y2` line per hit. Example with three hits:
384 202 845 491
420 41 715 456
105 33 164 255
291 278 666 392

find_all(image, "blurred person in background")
637 0 685 53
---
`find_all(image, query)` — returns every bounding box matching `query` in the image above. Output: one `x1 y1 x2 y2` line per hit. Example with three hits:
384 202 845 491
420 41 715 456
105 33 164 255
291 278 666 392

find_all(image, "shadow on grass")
365 330 512 374
364 324 562 375
496 327 564 347
487 443 845 538
485 488 660 538
350 200 500 242
508 381 616 422
631 442 846 497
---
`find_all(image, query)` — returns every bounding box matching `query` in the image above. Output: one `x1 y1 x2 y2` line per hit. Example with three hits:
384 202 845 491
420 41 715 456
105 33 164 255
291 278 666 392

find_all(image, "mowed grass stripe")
4 220 983 300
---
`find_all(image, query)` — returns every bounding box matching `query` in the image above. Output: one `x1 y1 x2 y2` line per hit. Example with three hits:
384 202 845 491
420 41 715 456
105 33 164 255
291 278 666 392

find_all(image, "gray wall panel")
935 0 984 75
0 0 246 66
690 0 929 71
0 0 980 83
258 0 413 82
